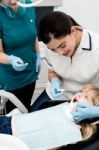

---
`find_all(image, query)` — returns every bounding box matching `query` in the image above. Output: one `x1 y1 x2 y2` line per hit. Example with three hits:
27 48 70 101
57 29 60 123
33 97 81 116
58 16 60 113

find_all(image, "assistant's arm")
0 39 9 64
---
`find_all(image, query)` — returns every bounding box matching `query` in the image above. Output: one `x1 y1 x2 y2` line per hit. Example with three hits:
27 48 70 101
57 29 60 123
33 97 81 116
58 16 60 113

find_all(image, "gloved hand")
36 53 41 74
72 102 99 122
8 55 28 71
50 77 63 99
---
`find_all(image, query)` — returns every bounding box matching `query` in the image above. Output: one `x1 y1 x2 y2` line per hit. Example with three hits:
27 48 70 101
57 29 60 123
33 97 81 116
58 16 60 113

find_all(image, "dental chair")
0 90 28 115
31 94 99 150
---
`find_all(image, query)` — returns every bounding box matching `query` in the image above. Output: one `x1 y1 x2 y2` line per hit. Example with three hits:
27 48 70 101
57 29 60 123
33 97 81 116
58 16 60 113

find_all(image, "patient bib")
12 102 82 150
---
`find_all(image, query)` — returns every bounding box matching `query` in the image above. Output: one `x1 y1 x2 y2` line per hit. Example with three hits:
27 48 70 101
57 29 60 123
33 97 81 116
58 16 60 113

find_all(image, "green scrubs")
0 2 38 90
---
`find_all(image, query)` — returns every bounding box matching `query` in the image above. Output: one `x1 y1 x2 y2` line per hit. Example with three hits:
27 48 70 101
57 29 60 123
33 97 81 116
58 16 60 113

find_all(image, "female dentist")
34 11 99 121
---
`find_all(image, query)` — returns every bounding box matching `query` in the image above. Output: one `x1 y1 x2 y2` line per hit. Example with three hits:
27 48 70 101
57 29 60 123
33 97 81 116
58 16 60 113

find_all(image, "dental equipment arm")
0 90 28 113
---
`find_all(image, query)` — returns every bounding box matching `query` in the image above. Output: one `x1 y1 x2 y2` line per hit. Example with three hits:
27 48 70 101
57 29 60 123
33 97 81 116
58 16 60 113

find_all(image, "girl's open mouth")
73 98 78 103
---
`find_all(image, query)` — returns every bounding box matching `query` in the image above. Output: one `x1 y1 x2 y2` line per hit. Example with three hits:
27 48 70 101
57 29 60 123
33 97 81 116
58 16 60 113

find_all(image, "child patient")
0 84 99 150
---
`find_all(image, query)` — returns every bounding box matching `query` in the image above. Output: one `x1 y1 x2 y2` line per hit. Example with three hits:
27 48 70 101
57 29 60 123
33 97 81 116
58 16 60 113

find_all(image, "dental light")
17 0 43 8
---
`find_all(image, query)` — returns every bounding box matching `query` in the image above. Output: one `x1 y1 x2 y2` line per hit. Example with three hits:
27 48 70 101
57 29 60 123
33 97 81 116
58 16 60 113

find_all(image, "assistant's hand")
8 55 28 71
50 77 63 99
72 102 99 122
36 53 41 74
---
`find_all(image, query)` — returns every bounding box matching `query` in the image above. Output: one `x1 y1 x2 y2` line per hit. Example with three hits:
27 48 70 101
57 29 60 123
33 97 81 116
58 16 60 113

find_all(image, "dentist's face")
47 28 77 57
47 34 76 57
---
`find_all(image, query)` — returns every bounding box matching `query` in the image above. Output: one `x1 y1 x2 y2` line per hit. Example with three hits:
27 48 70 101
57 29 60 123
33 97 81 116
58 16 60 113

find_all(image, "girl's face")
71 89 94 105
69 88 94 111
47 27 78 57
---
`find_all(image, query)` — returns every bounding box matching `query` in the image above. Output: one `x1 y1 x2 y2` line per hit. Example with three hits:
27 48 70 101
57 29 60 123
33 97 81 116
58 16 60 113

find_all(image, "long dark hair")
39 11 80 44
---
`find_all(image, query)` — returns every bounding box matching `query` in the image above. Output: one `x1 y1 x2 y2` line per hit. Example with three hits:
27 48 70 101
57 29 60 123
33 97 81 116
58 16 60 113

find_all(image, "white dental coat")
40 29 99 100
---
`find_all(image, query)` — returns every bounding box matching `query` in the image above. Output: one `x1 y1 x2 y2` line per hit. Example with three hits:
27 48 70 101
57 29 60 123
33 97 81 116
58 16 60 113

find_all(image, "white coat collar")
75 29 92 56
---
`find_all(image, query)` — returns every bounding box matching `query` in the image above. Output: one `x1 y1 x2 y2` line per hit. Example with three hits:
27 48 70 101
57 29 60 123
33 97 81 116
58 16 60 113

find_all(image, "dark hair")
39 11 80 44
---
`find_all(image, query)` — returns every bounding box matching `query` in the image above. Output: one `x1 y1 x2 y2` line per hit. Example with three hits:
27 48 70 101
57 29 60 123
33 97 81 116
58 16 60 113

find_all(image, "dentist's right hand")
8 55 28 71
50 77 63 99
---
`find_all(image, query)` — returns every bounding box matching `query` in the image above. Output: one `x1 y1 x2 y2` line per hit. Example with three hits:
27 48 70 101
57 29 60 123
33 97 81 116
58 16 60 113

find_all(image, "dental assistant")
36 11 99 121
0 0 40 112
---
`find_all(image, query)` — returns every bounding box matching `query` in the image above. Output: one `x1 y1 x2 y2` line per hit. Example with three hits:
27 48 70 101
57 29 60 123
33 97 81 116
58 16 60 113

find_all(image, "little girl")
0 84 99 150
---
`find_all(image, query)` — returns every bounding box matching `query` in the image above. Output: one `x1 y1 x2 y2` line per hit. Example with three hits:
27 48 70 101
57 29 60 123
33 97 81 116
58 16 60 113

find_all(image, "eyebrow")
52 42 65 51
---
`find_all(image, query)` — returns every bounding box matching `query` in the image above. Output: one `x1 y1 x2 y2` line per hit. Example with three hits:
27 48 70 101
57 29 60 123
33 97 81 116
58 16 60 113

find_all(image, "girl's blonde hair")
80 84 99 140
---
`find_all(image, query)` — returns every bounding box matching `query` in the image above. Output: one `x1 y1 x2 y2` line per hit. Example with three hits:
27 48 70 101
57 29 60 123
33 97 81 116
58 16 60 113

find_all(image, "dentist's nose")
56 49 64 56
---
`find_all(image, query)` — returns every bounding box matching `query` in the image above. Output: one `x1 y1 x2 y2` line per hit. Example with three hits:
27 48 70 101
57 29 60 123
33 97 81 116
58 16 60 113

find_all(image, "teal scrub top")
0 1 38 90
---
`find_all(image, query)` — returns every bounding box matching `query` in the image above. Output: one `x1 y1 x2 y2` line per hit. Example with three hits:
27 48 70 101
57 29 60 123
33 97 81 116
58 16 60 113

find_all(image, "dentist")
34 11 99 121
0 0 40 112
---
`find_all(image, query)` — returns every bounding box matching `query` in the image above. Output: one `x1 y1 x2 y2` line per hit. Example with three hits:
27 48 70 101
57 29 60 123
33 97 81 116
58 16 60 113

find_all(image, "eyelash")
60 45 66 48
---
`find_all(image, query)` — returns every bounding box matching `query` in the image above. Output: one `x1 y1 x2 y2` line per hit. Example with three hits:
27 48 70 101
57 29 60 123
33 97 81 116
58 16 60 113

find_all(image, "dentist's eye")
51 49 56 53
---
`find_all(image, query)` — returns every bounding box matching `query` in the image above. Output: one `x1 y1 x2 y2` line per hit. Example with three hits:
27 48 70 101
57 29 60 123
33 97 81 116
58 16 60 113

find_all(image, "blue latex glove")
50 77 63 99
36 53 41 74
8 55 28 71
72 102 99 122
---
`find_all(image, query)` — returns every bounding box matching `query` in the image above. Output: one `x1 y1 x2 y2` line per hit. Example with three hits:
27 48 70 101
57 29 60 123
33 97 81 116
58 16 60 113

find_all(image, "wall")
55 0 99 33
35 7 53 40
